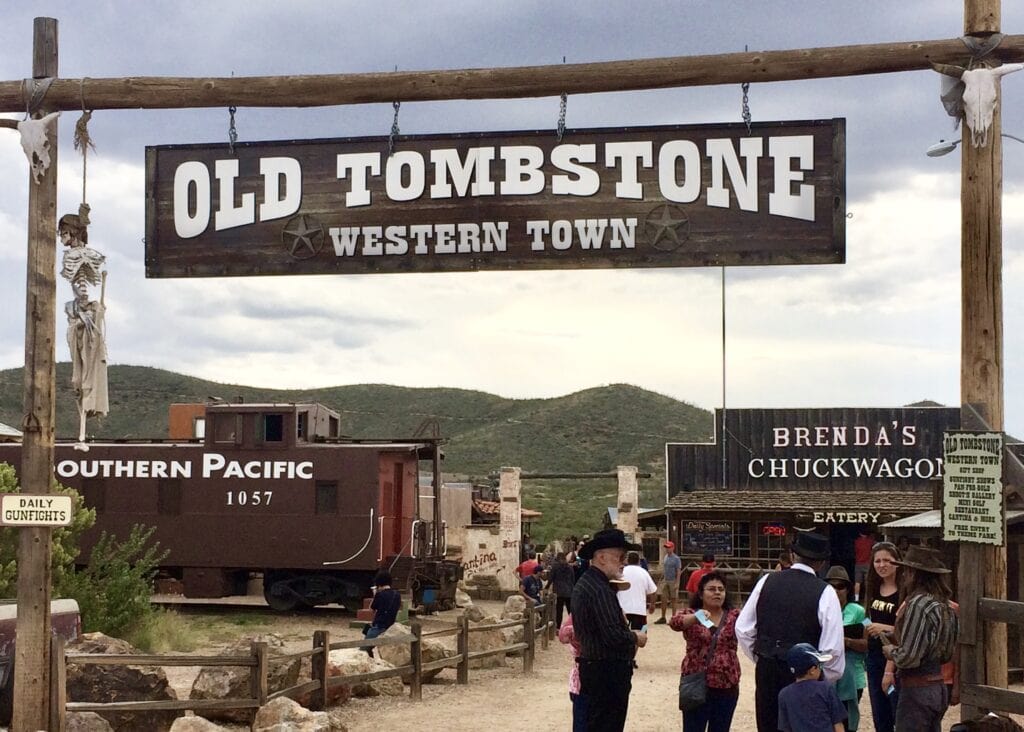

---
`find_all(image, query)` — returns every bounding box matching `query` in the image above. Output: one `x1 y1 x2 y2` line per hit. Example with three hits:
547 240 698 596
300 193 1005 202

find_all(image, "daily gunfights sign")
145 119 845 278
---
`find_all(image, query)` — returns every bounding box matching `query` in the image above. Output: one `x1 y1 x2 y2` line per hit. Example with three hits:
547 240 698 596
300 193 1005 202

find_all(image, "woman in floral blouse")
669 571 741 732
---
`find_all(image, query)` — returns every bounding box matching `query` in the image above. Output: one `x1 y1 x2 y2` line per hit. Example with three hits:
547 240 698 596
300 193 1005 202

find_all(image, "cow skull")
933 62 1024 147
17 111 60 183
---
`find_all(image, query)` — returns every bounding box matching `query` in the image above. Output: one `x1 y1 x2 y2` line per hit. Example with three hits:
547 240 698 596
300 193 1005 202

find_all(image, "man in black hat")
570 529 648 732
881 545 959 732
736 531 845 732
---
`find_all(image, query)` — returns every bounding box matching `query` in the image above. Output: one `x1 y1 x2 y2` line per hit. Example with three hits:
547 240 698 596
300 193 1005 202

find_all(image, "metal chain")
741 46 752 133
228 106 238 155
388 100 401 158
557 92 568 142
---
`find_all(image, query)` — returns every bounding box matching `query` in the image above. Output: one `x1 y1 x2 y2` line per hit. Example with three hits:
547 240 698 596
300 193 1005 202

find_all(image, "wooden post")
524 605 535 673
250 641 268 714
49 634 65 732
540 604 549 651
310 630 329 711
456 612 469 685
410 620 423 701
12 17 58 732
959 0 1008 717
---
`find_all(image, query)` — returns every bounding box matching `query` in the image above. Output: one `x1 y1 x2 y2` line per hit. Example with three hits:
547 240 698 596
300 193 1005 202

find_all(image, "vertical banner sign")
942 431 1004 545
145 119 845 278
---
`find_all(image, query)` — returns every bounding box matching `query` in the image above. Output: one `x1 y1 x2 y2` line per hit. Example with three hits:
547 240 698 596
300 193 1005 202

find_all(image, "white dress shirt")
735 562 846 682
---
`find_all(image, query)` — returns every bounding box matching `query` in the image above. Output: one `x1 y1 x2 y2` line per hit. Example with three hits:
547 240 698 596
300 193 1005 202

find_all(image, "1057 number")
226 490 273 506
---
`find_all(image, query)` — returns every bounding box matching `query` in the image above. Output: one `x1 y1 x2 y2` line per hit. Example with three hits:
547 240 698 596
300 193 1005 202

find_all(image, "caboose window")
328 415 340 438
296 412 308 442
81 478 106 512
212 414 236 443
316 481 338 514
158 479 182 516
261 414 285 442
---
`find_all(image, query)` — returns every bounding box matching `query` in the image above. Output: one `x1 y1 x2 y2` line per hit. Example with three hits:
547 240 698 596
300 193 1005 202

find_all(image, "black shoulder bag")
678 622 722 712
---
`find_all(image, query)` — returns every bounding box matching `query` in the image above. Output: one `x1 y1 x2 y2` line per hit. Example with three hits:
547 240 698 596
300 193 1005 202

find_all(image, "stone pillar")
498 467 522 593
616 466 639 540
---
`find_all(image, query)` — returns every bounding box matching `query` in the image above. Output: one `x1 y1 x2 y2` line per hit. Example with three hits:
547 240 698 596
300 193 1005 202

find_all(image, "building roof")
880 508 1024 530
472 498 542 519
606 506 658 524
666 490 935 514
0 422 21 442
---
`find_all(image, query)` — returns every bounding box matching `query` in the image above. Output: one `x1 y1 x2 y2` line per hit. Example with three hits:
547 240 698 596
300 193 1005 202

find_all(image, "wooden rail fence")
52 601 556 730
960 597 1024 717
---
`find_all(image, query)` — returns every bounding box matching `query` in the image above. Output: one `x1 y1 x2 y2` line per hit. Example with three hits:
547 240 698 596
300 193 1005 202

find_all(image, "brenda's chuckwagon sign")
144 119 845 278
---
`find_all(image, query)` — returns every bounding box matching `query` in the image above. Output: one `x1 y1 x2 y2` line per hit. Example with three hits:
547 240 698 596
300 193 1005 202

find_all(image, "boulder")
502 595 527 617
467 615 507 669
325 648 404 697
66 711 115 732
191 634 300 724
464 604 485 623
454 587 473 608
252 697 332 732
65 632 182 732
168 717 234 732
374 624 454 683
501 623 524 653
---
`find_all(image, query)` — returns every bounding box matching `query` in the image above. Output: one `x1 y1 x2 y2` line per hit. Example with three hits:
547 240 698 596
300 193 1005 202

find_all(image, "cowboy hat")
824 566 853 591
891 545 950 574
578 529 640 560
791 531 830 561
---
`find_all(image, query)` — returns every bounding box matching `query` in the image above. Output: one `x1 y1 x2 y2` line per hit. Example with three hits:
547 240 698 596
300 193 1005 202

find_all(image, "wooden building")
662 406 960 576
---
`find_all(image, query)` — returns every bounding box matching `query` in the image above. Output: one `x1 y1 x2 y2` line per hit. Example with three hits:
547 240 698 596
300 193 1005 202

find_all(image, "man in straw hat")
881 545 959 732
570 529 647 731
736 530 845 732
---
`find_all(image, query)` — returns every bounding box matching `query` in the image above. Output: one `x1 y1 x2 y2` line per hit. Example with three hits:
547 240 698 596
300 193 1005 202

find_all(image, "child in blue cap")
777 642 847 732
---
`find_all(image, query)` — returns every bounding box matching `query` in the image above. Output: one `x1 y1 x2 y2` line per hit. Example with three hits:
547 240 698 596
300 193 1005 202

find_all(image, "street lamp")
927 134 1024 156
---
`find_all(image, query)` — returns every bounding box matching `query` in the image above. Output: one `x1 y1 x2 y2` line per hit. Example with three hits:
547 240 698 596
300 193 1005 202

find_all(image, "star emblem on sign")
282 214 325 260
643 204 690 252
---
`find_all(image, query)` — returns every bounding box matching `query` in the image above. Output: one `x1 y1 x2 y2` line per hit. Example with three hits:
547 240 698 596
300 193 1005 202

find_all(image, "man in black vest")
736 531 845 732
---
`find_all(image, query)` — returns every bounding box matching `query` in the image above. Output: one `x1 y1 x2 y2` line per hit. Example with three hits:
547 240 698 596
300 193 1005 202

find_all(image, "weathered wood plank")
65 653 257 667
67 698 260 712
979 598 1024 626
2 36 1024 112
960 683 1024 715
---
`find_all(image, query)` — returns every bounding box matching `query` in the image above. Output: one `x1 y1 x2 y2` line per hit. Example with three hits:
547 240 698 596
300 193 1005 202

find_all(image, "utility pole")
958 0 1009 719
13 17 58 732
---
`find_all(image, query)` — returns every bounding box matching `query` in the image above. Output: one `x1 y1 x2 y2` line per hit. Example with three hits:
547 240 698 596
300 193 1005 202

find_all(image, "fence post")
457 612 469 685
410 620 423 701
540 603 549 651
311 630 330 711
49 634 66 732
250 640 269 714
525 605 535 673
548 600 556 641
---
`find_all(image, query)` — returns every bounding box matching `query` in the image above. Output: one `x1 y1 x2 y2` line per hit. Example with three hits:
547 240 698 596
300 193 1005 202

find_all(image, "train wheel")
263 575 300 612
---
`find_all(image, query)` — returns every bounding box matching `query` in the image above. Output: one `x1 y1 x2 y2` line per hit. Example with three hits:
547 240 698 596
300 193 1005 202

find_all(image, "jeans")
570 692 588 732
865 649 898 732
895 683 947 732
578 658 633 731
682 686 739 732
754 656 794 732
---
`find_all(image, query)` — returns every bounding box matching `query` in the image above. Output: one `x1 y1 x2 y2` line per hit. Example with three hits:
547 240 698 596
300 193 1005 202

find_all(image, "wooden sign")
0 494 73 527
144 119 845 278
942 431 1004 545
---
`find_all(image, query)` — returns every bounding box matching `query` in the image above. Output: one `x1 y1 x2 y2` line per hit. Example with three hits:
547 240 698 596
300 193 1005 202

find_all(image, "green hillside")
0 364 714 542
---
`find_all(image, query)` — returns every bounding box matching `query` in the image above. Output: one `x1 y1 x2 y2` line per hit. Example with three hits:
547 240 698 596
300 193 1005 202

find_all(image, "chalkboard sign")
682 520 734 557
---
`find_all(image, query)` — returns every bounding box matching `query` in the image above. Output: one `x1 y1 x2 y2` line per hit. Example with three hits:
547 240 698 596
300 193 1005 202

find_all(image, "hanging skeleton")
60 104 109 449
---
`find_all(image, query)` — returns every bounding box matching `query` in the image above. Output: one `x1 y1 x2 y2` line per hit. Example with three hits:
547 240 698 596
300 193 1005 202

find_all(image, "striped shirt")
891 592 957 673
570 566 637 661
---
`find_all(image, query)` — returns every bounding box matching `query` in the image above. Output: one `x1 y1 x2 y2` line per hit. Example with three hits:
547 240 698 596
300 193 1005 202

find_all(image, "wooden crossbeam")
1 36 1024 112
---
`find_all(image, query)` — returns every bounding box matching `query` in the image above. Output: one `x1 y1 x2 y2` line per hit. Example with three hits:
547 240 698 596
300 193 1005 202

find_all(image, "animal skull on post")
17 111 60 183
933 63 1024 148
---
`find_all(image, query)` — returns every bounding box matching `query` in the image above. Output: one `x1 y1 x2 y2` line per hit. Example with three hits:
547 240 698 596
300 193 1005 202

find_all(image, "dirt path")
329 606 1014 731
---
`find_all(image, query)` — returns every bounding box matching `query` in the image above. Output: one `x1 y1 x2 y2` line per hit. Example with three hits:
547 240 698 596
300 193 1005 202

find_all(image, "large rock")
454 587 473 608
374 624 454 683
464 604 485 623
66 712 115 732
467 615 508 669
502 595 527 617
252 697 332 732
191 633 300 724
168 717 234 732
325 648 404 697
65 632 182 732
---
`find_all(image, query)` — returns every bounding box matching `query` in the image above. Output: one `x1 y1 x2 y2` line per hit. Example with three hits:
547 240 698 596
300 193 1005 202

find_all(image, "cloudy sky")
1 2 1023 438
